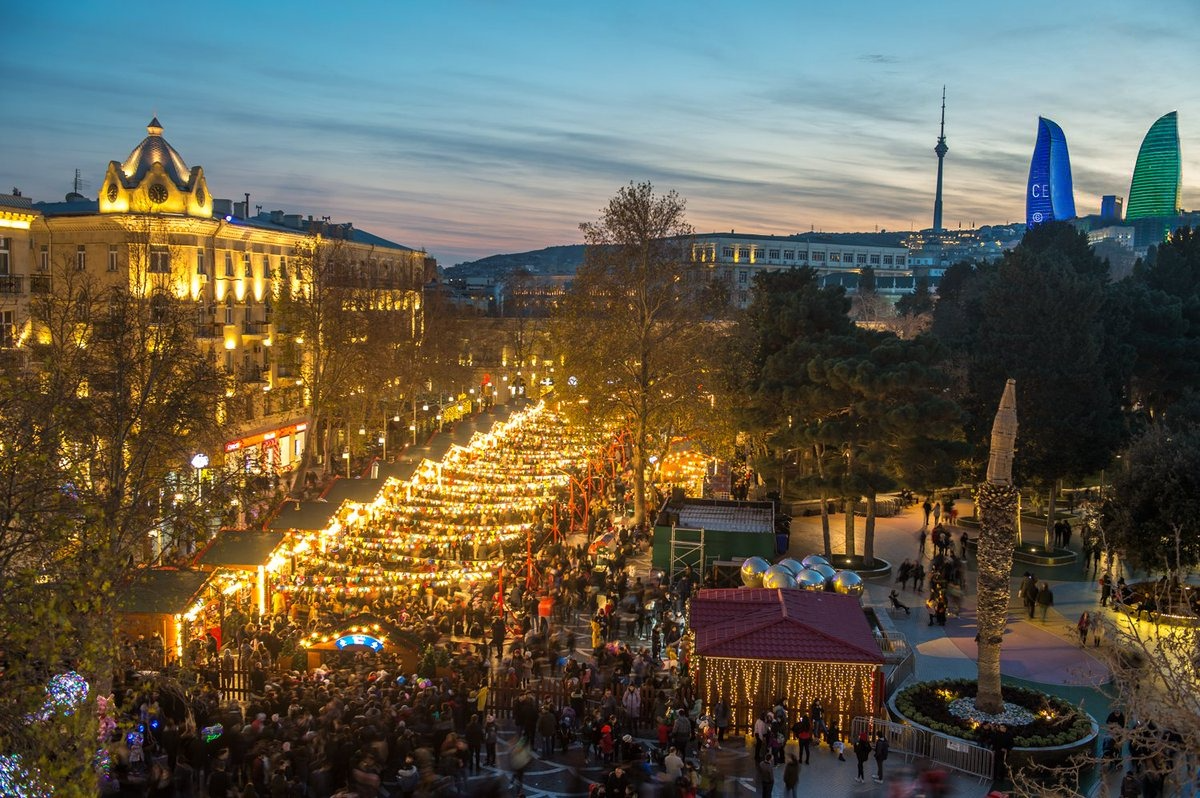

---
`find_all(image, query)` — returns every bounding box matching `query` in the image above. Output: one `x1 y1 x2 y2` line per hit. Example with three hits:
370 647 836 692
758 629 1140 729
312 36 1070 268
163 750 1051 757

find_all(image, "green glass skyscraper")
1126 111 1181 220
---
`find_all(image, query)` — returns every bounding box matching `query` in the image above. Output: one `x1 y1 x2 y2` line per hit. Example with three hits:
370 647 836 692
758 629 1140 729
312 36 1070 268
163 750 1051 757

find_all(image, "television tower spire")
932 86 948 233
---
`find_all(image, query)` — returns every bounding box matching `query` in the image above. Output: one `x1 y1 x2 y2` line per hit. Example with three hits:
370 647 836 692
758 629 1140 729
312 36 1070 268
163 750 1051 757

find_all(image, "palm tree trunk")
864 492 876 567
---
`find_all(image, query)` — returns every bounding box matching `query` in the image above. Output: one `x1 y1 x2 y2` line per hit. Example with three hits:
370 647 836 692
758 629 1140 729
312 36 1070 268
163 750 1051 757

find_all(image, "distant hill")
448 244 585 278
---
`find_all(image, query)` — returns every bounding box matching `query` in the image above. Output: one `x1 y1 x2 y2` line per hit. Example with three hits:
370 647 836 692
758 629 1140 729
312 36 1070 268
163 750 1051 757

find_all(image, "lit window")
829 252 841 262
0 310 13 348
148 245 170 273
0 237 9 275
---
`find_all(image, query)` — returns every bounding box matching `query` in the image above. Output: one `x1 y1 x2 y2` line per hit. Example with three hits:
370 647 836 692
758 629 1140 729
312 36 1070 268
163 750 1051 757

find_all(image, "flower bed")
893 679 1092 748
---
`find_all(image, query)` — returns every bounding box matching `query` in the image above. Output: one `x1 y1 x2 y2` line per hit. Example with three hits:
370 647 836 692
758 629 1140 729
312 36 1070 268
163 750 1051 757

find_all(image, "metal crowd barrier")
850 716 995 781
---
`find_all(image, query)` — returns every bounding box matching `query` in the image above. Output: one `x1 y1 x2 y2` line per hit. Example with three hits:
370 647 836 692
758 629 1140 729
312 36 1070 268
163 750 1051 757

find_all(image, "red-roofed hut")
689 588 884 734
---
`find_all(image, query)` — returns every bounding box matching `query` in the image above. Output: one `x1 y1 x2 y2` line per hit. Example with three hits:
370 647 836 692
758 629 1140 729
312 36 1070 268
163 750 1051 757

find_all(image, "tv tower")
932 86 948 233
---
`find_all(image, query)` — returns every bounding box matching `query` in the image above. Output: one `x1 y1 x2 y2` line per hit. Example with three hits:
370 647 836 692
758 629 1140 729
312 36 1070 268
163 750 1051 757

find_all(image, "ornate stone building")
1 118 432 476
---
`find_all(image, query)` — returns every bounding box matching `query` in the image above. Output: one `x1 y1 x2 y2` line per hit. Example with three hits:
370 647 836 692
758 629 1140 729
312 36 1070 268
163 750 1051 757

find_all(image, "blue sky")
3 1 1198 265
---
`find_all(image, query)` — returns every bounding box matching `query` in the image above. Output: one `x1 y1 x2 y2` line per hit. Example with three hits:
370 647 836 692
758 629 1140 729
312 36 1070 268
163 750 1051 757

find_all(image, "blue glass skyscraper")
1026 117 1076 228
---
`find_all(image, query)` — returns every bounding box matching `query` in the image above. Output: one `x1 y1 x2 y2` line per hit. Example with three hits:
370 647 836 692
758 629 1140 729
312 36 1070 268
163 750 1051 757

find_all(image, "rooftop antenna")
932 86 948 233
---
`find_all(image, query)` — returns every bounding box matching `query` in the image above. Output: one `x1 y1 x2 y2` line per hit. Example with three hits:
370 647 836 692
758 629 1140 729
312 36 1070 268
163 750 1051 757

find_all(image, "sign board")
334 634 384 652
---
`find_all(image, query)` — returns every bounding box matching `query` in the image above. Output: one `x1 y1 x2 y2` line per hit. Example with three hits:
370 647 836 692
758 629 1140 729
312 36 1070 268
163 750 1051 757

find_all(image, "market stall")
689 587 884 734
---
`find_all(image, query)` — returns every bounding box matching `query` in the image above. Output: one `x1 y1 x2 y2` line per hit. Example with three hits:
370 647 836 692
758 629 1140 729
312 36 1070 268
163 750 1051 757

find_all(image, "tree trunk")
632 447 647 525
975 482 1020 714
864 492 876 567
1044 485 1057 549
843 498 856 557
819 493 832 558
814 444 832 557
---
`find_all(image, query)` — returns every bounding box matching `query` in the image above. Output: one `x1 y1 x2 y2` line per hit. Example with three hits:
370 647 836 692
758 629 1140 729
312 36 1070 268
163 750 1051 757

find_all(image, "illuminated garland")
277 401 610 594
697 656 877 735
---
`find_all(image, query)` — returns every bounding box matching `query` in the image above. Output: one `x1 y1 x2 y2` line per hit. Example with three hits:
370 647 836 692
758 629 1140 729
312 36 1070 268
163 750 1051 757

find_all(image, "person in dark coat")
853 733 871 783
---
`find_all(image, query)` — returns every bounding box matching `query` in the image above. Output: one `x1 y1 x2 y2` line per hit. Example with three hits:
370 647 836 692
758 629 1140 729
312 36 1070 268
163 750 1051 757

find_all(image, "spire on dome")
147 117 163 136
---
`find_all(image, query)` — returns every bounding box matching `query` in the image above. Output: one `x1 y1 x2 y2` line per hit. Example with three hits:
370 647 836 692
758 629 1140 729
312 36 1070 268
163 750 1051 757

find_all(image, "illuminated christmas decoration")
275 401 610 598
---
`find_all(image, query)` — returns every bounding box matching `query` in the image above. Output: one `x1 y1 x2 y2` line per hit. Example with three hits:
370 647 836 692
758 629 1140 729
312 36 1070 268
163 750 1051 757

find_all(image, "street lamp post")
191 453 209 499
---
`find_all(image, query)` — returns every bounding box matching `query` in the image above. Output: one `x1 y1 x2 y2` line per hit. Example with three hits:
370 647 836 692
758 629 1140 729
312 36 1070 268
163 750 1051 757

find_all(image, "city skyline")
3 1 1199 265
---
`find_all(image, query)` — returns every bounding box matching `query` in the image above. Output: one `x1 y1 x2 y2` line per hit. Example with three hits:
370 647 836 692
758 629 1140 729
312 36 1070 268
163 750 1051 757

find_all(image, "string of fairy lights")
697 656 877 734
274 401 606 596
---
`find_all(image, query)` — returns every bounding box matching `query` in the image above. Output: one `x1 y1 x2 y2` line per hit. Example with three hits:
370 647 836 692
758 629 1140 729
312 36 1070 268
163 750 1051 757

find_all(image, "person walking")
1021 575 1038 618
1076 612 1090 645
918 528 928 559
872 731 889 783
853 733 871 783
1036 582 1054 621
714 700 730 746
922 499 932 527
782 755 800 798
758 755 775 798
932 502 942 527
1099 573 1112 607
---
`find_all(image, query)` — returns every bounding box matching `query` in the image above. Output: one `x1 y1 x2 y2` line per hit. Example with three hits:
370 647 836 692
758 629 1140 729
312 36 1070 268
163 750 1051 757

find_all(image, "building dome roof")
119 117 192 189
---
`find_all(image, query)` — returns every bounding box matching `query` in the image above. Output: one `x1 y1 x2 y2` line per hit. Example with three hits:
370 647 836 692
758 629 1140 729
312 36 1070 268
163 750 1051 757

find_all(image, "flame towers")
1025 117 1076 228
1126 111 1182 220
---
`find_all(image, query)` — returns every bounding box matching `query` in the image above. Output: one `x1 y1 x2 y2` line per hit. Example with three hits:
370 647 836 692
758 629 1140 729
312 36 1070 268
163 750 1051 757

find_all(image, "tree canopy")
553 182 726 522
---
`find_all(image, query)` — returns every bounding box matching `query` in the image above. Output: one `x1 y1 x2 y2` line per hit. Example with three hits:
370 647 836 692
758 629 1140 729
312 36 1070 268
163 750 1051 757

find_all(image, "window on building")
783 249 794 260
224 350 233 373
108 244 120 272
279 257 288 280
76 245 87 271
895 256 906 266
225 295 235 325
0 310 13 348
738 270 748 284
722 247 734 258
263 255 272 278
768 249 780 259
883 255 894 265
243 253 253 277
829 252 841 262
39 245 49 272
870 254 881 265
737 247 750 260
196 248 206 275
0 237 9 275
812 251 826 262
224 252 234 277
737 290 748 304
857 254 867 264
797 251 809 261
148 245 170 273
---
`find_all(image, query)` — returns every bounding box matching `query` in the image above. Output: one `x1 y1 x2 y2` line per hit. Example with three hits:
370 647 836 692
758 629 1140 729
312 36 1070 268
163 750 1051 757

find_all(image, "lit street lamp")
191 452 209 498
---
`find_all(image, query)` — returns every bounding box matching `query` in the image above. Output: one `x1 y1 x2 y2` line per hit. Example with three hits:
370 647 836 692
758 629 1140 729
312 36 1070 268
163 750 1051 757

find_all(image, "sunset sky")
4 1 1198 265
